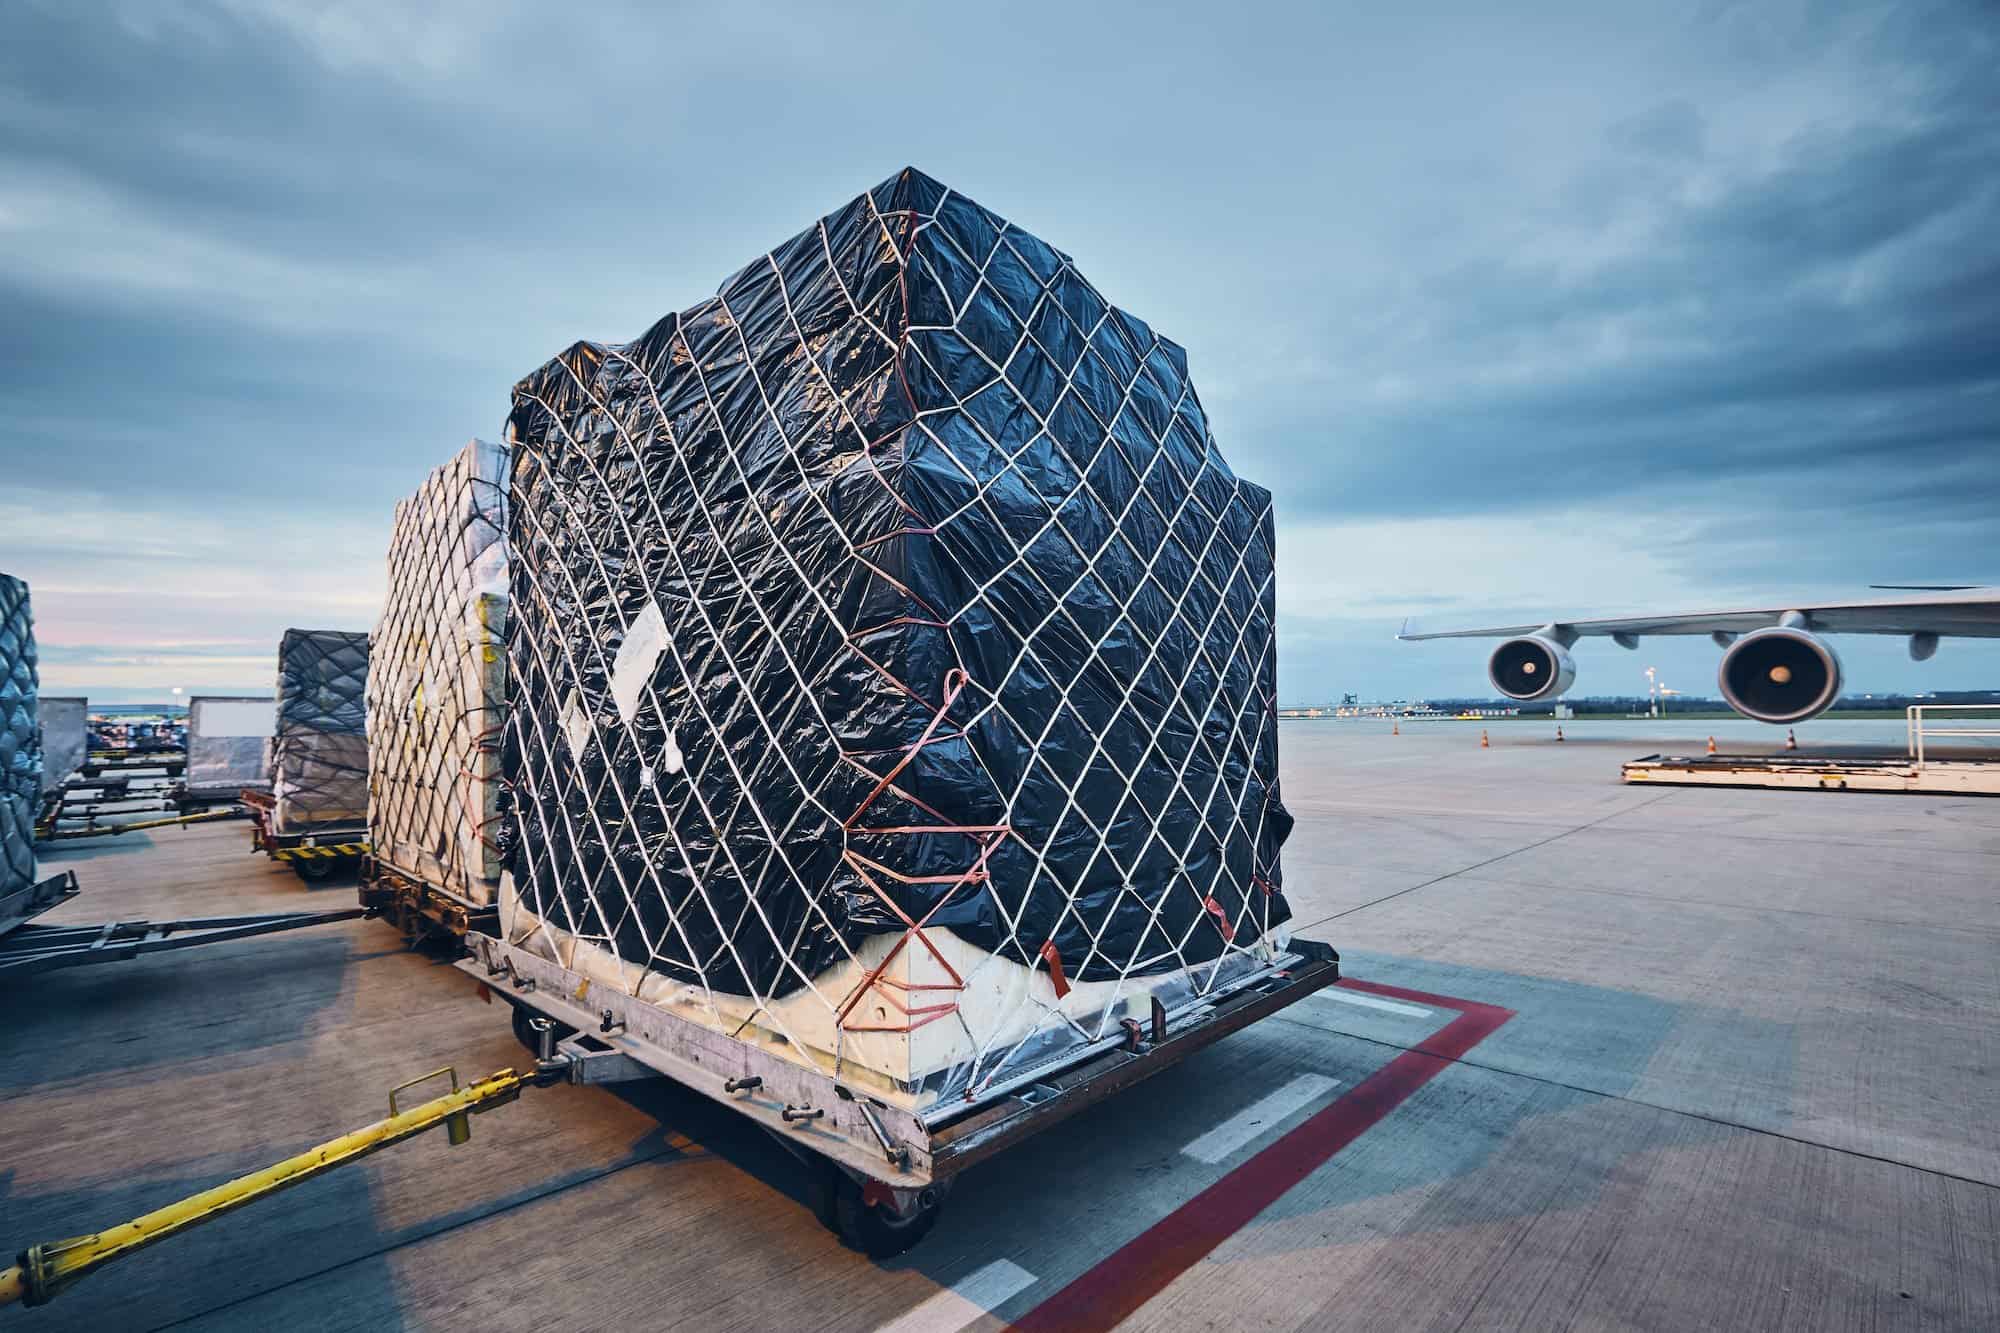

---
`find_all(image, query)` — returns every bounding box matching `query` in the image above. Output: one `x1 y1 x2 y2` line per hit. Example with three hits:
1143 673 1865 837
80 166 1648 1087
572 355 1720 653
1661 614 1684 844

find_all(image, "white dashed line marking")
1180 1073 1341 1164
1311 988 1434 1019
876 1259 1038 1333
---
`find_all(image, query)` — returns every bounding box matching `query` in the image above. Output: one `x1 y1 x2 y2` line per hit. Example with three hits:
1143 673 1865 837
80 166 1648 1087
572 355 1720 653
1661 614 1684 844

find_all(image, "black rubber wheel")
803 1160 840 1230
510 1004 575 1054
830 1174 942 1260
292 856 336 882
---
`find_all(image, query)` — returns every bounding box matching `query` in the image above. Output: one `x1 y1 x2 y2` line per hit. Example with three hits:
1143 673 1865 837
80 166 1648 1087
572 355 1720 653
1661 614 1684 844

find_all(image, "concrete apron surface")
0 717 1994 1331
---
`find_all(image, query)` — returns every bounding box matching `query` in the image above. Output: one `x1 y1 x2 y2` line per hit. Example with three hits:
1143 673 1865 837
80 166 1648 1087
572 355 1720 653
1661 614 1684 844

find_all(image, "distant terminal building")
1276 701 1521 720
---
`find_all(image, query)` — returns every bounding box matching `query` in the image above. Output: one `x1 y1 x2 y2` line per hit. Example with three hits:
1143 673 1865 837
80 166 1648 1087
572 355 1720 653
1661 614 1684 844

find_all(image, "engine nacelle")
1717 627 1843 724
1488 636 1576 701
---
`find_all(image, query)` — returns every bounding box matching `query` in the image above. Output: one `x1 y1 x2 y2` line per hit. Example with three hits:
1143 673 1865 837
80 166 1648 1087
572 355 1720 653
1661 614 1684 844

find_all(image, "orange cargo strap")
1204 896 1236 942
1038 939 1072 998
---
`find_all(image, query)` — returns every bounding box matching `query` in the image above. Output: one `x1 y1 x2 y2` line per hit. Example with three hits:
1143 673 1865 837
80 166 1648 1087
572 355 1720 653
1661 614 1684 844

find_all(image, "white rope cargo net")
270 629 370 834
368 440 509 906
501 169 1293 1107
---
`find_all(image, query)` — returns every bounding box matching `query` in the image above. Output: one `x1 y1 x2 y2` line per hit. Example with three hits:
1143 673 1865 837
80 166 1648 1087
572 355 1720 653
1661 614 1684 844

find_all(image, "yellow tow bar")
1 1065 531 1310
37 807 244 842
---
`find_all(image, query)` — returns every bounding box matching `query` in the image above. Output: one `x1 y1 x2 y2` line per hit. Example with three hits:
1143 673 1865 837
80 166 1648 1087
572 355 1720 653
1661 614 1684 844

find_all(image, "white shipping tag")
560 690 593 756
610 600 670 726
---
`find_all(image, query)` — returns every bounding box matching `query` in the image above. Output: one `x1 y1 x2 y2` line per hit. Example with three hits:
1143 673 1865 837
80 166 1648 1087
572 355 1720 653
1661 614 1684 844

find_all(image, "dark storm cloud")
1250 92 2000 521
2 0 1995 699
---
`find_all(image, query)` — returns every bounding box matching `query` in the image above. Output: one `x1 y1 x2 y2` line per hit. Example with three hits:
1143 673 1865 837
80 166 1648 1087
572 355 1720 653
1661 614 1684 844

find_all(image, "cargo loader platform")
1623 752 2000 794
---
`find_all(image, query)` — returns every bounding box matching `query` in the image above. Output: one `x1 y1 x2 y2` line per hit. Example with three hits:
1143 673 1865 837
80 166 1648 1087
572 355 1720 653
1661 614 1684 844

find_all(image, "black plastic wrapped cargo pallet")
503 168 1292 1000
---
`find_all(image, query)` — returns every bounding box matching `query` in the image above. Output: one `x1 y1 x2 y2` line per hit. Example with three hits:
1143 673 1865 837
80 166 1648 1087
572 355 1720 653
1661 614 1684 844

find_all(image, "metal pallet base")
459 930 1339 1190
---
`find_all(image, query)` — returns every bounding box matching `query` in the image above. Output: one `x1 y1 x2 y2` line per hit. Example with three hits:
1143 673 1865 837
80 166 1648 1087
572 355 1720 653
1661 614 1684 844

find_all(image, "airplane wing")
1399 588 2000 641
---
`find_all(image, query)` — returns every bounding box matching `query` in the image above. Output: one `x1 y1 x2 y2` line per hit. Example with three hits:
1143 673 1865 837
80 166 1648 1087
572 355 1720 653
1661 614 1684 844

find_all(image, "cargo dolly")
0 933 1339 1305
240 788 369 881
463 930 1340 1257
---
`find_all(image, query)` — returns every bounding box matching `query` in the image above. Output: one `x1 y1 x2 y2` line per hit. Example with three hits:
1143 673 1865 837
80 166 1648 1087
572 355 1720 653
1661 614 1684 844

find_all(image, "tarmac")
3 717 1996 1331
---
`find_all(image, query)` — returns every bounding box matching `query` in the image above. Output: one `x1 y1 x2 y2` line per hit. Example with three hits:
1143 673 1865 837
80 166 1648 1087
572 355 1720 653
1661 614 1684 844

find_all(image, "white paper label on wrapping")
610 600 669 726
560 690 593 756
639 765 655 789
662 728 684 775
197 700 276 739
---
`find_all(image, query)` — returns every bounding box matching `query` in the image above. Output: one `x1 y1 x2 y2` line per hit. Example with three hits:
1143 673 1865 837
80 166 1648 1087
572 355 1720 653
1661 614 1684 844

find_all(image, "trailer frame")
0 870 82 939
358 857 497 947
458 928 1339 1253
241 788 369 880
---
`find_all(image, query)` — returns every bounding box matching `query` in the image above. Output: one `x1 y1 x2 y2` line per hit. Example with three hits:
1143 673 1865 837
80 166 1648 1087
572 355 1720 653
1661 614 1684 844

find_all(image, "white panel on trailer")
187 696 276 795
196 700 275 738
37 696 87 792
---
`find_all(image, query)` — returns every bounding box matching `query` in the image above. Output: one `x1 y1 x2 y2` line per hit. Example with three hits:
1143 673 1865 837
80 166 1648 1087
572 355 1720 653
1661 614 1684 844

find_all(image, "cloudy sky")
3 0 1995 704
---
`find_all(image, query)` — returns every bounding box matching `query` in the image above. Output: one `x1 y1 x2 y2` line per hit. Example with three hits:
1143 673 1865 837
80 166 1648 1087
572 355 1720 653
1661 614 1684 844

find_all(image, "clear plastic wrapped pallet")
367 439 509 907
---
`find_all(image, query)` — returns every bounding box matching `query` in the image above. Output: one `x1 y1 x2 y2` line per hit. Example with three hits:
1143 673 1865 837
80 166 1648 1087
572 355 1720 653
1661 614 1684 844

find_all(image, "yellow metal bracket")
1 1066 531 1310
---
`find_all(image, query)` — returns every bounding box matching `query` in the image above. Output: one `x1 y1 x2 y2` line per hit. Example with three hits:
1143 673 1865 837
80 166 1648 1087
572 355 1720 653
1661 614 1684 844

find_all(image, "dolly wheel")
830 1174 943 1260
510 1004 575 1054
293 856 336 882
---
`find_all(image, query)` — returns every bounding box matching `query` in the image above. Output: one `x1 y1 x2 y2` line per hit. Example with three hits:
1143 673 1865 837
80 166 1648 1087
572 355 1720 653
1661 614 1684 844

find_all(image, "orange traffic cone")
1706 735 1717 755
1392 721 1399 736
1480 729 1490 749
1785 728 1797 751
1555 725 1565 742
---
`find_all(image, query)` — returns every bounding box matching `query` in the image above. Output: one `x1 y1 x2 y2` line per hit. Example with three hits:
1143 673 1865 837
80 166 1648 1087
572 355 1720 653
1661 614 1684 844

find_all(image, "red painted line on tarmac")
1013 977 1514 1333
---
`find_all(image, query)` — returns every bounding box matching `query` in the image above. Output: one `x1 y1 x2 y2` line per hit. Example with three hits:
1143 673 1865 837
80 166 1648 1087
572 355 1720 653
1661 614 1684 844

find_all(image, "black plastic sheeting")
505 168 1291 1000
271 629 369 831
1 574 39 898
275 629 368 734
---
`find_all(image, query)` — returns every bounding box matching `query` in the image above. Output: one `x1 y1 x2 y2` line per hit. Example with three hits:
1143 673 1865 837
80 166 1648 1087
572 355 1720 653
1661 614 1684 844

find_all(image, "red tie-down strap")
1038 939 1072 999
463 714 509 859
1204 895 1237 942
835 668 1013 1034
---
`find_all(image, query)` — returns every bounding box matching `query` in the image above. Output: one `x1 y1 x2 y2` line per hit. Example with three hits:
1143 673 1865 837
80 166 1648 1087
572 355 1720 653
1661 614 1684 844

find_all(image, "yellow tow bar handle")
1 1066 530 1310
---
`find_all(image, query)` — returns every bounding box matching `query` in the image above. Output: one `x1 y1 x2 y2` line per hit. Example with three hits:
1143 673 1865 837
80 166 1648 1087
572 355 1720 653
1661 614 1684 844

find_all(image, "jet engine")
1717 626 1843 723
1488 636 1576 701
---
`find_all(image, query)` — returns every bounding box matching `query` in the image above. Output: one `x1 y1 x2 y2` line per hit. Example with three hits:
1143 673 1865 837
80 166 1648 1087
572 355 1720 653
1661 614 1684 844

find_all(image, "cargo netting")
367 439 509 906
502 168 1293 1100
271 629 370 833
2 574 39 900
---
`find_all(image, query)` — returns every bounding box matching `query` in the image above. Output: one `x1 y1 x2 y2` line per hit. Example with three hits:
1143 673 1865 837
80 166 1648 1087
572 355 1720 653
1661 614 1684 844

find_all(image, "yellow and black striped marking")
270 842 370 862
